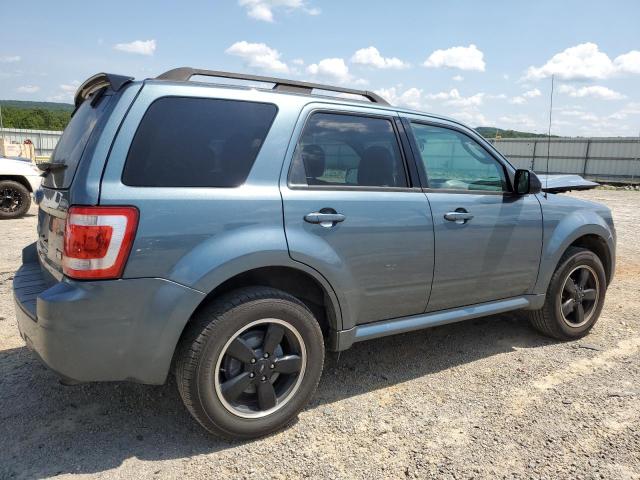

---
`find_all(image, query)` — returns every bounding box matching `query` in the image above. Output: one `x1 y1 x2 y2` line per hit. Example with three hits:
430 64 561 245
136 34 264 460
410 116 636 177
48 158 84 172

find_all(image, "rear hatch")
37 76 130 279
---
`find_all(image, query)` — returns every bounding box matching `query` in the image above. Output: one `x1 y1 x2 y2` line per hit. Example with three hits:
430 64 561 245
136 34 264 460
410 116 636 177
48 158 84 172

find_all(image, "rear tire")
175 287 324 439
529 247 607 340
0 180 31 219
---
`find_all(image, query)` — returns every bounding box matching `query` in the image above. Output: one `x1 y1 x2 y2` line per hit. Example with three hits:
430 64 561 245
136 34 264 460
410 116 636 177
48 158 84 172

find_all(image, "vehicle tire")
529 247 607 340
0 180 31 219
175 286 325 439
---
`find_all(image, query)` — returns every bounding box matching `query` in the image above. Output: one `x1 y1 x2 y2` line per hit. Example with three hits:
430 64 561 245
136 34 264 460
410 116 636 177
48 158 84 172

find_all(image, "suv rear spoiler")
74 73 134 107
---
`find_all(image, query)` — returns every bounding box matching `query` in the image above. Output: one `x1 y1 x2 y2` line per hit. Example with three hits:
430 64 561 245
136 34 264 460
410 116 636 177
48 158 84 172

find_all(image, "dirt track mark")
510 336 640 415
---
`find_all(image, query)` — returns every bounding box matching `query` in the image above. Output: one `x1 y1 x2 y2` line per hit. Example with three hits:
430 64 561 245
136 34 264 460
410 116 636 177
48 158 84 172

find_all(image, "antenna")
0 103 4 143
545 74 555 198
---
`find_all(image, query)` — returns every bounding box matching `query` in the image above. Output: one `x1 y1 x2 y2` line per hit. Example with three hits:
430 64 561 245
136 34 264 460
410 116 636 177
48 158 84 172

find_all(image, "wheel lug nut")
261 375 267 381
250 358 256 364
249 372 255 378
263 353 269 358
269 364 275 369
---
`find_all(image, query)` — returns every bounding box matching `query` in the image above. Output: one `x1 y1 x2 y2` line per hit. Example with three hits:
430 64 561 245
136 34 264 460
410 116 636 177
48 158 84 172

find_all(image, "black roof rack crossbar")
156 67 390 105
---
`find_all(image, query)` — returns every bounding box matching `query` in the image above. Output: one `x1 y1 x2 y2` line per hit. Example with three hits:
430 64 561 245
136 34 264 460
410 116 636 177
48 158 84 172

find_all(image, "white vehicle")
0 157 41 219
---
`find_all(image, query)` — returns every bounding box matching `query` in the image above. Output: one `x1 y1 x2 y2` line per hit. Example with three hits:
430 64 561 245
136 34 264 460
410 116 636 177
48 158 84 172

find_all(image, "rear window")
44 93 113 189
122 97 277 187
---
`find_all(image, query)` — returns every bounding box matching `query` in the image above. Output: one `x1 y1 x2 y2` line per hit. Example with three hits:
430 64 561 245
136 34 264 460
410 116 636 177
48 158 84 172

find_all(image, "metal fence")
2 127 640 183
0 128 63 159
488 137 640 184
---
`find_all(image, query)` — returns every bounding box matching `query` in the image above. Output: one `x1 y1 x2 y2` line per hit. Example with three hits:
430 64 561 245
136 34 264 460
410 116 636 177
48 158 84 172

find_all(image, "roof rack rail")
156 67 390 105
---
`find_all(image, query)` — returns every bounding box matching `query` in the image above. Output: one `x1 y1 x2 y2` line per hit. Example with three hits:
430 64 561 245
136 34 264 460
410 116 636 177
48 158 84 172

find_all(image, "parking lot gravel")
1 190 639 480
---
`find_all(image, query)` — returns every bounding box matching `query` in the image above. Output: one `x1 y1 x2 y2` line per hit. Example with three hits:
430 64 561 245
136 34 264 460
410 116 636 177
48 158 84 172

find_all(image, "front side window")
289 112 407 188
123 97 277 187
410 123 507 192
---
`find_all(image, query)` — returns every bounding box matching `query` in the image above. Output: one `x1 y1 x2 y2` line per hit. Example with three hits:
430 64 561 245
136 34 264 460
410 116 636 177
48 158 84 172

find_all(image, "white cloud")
0 55 20 63
225 41 289 74
608 102 640 120
17 85 39 93
238 0 319 22
525 43 640 80
46 81 81 102
614 50 640 74
424 44 486 72
498 114 537 130
425 88 485 107
450 110 489 127
502 74 510 80
559 109 585 117
350 46 409 69
113 39 156 56
375 87 424 110
307 58 352 83
509 96 526 105
558 84 625 100
523 88 542 98
291 58 304 66
60 81 80 93
452 75 464 82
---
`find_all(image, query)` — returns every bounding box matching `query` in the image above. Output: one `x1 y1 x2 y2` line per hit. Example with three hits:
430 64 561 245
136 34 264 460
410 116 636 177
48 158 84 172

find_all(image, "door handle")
444 210 474 224
304 212 346 227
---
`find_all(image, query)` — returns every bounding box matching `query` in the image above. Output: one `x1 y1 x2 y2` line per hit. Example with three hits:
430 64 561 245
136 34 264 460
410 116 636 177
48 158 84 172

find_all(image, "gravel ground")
0 190 638 480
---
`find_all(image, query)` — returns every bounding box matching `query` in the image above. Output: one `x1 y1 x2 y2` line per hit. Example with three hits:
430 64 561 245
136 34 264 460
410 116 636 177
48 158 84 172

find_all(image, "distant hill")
0 100 73 130
0 100 74 111
475 127 558 139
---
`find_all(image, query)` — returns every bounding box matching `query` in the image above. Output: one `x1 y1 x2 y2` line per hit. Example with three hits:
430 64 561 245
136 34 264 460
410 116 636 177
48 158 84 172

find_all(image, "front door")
406 121 543 312
281 108 434 327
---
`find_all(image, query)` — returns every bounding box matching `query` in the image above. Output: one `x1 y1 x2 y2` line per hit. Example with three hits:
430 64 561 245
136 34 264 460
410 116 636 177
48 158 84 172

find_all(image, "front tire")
0 180 31 219
529 247 607 340
175 287 324 439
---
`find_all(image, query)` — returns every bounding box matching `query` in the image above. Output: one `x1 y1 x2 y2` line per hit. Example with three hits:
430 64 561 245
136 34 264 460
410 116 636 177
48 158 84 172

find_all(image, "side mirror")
514 169 541 195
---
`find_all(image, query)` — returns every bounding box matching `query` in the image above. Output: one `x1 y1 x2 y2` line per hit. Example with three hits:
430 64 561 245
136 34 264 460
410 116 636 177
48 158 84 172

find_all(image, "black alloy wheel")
215 319 306 418
559 265 599 328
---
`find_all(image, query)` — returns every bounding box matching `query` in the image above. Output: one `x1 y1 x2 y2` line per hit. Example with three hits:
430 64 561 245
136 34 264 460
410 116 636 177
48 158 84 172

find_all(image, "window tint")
290 113 407 188
45 93 114 189
123 97 277 187
410 123 507 192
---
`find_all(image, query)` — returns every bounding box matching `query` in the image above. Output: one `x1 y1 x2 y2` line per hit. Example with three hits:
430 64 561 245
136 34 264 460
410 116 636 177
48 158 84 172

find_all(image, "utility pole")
0 103 4 142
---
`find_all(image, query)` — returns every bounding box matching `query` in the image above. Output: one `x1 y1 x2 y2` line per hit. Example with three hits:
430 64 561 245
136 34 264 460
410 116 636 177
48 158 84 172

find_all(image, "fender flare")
534 212 614 294
179 250 344 331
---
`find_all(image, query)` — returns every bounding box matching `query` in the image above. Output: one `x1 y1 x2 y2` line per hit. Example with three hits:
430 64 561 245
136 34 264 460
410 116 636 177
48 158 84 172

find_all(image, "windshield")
43 93 113 189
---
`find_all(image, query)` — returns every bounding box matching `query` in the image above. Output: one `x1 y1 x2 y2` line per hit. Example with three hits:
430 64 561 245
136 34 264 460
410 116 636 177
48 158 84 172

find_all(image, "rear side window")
122 97 277 187
289 112 407 188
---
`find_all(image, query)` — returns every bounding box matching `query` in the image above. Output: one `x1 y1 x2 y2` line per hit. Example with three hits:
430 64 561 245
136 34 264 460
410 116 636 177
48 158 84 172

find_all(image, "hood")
536 174 599 193
0 156 40 174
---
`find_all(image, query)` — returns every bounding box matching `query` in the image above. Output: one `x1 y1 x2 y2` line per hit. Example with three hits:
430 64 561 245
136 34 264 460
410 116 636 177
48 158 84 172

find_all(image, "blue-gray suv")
13 68 616 439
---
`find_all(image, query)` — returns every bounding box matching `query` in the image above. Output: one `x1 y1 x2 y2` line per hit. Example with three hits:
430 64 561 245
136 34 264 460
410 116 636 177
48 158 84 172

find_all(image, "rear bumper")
14 243 205 384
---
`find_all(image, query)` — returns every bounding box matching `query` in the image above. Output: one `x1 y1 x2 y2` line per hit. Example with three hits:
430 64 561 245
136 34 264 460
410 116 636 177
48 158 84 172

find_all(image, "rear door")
281 105 434 328
405 119 542 312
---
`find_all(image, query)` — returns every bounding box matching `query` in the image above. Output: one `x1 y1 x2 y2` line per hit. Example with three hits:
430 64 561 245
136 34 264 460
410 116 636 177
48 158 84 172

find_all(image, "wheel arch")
169 262 343 374
0 175 33 192
535 215 615 294
191 265 341 334
568 234 613 285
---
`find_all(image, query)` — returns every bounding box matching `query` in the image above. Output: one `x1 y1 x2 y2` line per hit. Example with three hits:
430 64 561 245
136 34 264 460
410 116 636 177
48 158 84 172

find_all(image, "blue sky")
1 0 639 136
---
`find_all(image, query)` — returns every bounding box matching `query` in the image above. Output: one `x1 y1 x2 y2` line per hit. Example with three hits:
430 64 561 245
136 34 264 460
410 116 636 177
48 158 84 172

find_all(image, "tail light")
63 206 139 280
